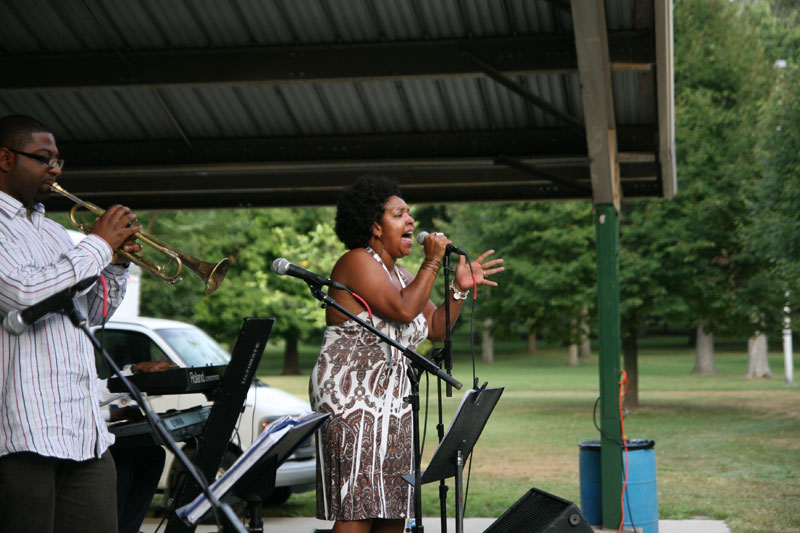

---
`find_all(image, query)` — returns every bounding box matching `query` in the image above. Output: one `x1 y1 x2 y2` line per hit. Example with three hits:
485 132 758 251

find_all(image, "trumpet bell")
198 257 230 296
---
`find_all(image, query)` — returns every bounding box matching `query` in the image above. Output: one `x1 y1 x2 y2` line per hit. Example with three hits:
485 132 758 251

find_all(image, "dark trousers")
0 450 117 533
111 444 166 533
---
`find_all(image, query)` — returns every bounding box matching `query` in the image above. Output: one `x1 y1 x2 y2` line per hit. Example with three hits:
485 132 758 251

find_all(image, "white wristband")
450 282 470 300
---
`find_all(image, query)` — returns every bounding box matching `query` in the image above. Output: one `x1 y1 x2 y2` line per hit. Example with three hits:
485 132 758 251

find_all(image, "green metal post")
595 203 623 529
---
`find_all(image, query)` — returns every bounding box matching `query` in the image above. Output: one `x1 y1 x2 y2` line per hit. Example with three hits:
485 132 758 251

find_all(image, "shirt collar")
0 191 44 220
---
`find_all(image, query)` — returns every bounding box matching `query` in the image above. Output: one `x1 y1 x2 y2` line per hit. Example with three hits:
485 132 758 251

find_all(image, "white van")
93 316 317 505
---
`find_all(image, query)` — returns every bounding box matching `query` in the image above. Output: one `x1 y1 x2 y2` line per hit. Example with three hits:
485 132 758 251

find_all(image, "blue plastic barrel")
578 439 658 533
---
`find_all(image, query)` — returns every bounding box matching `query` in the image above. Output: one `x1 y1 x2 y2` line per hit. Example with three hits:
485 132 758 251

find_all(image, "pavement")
141 517 730 532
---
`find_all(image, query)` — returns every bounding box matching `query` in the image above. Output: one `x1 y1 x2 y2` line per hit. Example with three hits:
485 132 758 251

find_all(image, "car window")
154 327 230 367
94 330 170 379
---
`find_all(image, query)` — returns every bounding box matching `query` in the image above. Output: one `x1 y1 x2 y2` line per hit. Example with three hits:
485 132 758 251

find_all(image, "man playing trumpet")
0 114 142 533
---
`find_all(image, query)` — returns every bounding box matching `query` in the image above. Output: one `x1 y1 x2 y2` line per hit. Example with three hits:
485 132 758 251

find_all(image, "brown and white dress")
309 247 428 521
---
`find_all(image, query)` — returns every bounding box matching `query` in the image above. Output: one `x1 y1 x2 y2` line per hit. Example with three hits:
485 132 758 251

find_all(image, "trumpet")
51 183 230 296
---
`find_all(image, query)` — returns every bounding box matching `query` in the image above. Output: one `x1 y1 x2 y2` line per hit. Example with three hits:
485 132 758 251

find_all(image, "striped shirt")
0 191 129 461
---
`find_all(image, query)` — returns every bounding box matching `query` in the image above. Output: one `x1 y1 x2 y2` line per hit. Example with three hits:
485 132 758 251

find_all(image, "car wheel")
263 486 291 506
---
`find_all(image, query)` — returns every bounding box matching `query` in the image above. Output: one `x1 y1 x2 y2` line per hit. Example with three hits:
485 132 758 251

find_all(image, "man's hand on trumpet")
90 204 142 266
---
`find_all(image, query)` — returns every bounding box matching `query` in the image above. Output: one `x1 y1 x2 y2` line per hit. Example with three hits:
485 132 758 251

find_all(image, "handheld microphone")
416 231 467 256
3 276 99 336
271 258 348 291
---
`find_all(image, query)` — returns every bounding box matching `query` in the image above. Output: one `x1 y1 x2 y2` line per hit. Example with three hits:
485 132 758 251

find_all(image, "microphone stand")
431 252 454 533
62 298 246 533
304 282 462 533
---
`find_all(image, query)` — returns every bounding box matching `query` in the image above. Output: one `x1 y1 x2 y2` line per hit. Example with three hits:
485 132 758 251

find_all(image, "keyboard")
109 405 212 447
107 365 226 395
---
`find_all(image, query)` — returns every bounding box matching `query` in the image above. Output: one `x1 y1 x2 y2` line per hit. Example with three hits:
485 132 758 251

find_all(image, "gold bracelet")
420 260 440 276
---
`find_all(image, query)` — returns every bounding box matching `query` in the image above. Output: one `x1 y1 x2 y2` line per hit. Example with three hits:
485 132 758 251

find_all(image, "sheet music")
177 411 325 524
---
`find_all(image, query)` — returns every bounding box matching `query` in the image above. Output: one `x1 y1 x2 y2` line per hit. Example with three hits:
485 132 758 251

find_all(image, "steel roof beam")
46 161 659 211
56 127 655 167
0 33 653 91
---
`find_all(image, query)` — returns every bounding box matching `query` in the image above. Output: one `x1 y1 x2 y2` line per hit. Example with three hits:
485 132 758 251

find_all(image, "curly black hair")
335 175 402 250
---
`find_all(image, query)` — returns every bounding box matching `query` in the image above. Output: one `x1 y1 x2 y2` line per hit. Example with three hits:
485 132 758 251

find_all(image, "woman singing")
309 176 504 533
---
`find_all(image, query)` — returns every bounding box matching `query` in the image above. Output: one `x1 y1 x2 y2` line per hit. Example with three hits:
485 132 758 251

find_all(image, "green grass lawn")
258 337 800 533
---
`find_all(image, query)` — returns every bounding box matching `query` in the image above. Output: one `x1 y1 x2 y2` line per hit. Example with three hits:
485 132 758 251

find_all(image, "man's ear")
0 148 13 173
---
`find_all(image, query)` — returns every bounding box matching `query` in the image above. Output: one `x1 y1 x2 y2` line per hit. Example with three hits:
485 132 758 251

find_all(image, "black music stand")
234 413 328 533
167 317 275 533
404 386 503 533
177 412 329 533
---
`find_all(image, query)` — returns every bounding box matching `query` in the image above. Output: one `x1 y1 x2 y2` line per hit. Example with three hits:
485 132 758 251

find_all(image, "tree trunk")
746 333 773 379
527 331 537 354
579 334 591 360
622 330 639 408
568 344 579 366
579 306 591 359
482 319 495 364
283 333 300 375
691 322 717 375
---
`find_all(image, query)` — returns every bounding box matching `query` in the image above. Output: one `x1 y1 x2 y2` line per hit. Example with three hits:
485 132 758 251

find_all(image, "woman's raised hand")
454 249 505 290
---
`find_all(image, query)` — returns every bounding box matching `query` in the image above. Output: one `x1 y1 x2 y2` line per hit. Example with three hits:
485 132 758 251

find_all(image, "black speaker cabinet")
484 487 593 533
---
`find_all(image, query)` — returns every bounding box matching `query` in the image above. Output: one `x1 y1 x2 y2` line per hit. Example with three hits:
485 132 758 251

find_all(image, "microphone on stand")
2 276 99 336
271 258 349 291
416 231 468 257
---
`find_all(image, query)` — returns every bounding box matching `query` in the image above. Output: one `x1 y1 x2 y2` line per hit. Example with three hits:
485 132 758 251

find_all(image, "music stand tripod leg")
454 450 465 533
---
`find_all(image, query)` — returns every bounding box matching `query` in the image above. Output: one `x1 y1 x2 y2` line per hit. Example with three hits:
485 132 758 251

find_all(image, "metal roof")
0 0 675 210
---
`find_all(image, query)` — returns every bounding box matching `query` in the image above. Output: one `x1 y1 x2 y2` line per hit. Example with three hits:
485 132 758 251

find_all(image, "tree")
618 200 686 405
667 0 776 373
442 201 597 360
140 207 343 374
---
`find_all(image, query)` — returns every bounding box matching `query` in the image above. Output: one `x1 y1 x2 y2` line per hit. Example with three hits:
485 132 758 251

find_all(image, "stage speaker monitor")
484 487 593 533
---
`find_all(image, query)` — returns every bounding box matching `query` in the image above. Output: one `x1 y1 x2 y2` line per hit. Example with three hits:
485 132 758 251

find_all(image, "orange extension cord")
618 369 630 533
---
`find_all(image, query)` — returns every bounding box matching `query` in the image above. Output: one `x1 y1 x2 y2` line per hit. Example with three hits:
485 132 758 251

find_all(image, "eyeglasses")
6 148 64 170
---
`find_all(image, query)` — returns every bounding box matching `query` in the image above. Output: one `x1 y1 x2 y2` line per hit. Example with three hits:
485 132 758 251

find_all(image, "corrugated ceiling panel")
0 3 41 52
277 0 339 44
354 81 417 132
314 83 374 134
612 71 641 125
0 0 104 52
437 79 489 130
235 86 302 136
235 0 297 45
112 89 182 140
192 86 264 138
97 1 174 50
42 92 110 140
481 77 532 129
277 84 336 135
321 0 384 42
606 0 634 31
1 0 610 52
70 90 147 140
157 88 220 138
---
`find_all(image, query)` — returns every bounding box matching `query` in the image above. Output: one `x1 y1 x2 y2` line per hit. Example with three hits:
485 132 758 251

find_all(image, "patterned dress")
309 248 428 521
